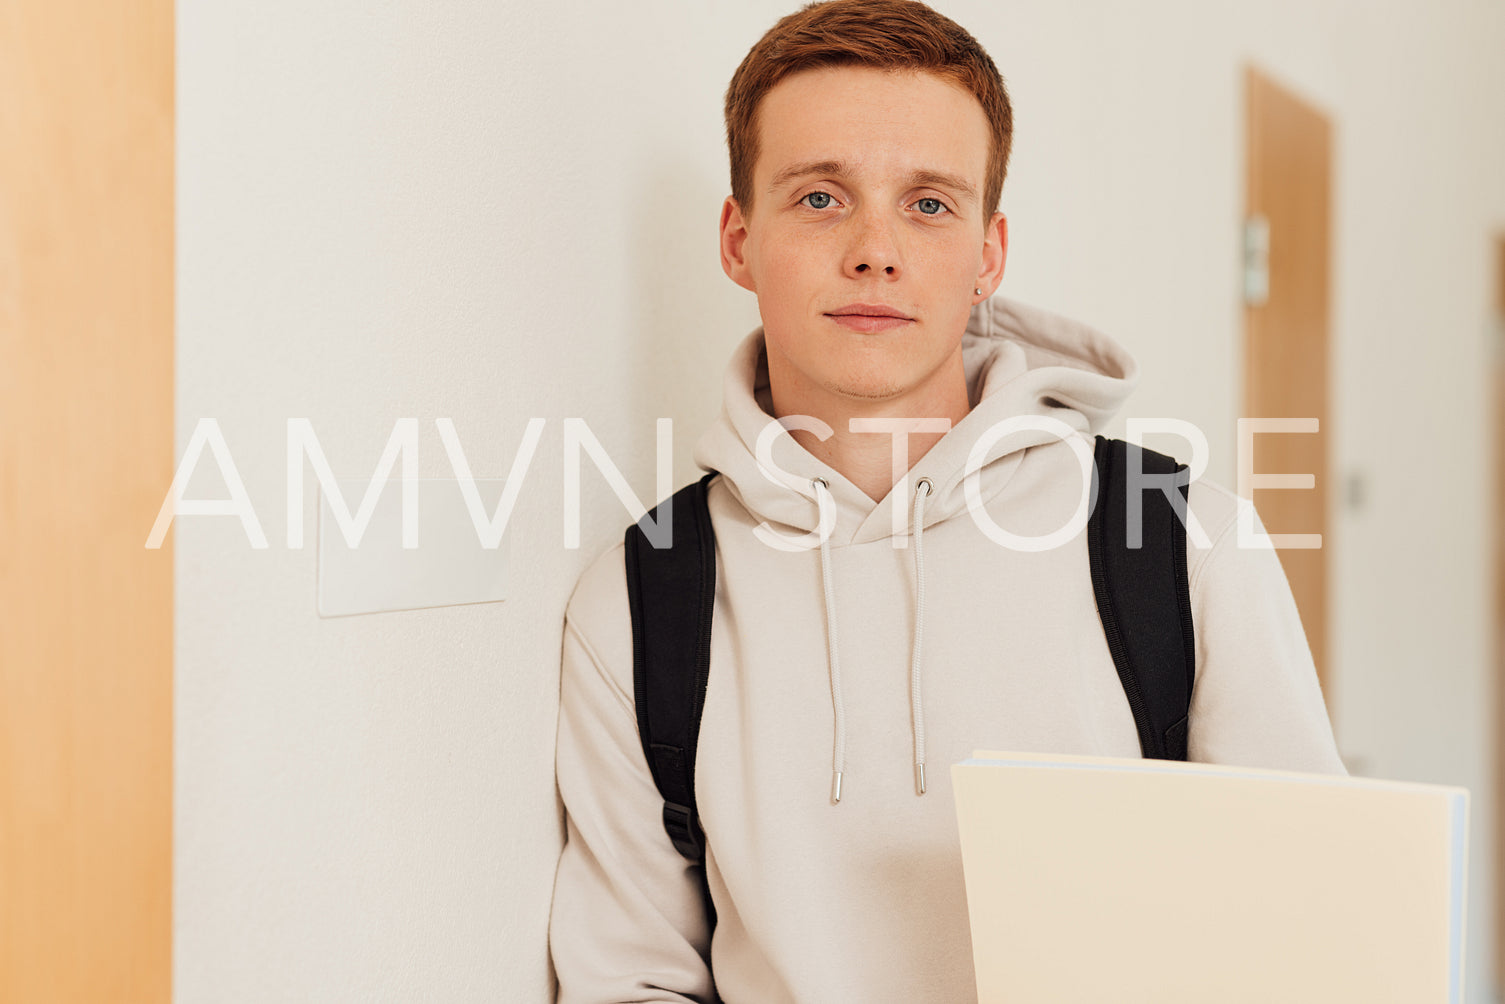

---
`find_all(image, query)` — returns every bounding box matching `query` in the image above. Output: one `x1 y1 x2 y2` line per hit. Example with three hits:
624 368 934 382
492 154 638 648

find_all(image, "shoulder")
562 539 635 713
1179 476 1318 676
568 473 732 640
1182 476 1258 596
1090 439 1254 593
567 538 629 631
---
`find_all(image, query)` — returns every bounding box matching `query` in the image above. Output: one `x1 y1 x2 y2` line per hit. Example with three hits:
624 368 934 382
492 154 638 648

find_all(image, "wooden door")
0 1 174 1000
1243 65 1334 703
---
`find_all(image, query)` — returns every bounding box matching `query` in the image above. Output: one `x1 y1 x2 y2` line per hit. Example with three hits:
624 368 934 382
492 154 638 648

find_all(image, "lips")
825 302 912 319
825 303 914 333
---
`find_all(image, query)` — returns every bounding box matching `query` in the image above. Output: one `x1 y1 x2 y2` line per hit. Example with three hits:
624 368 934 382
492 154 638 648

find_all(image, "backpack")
622 435 1194 925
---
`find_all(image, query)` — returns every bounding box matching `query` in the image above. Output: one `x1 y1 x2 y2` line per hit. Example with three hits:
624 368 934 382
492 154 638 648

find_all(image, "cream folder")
951 750 1468 1003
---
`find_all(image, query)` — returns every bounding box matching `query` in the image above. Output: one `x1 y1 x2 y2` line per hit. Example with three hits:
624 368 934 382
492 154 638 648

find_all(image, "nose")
843 206 902 279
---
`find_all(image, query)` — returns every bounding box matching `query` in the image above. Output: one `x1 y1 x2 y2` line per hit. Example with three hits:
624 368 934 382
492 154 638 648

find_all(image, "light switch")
316 478 511 617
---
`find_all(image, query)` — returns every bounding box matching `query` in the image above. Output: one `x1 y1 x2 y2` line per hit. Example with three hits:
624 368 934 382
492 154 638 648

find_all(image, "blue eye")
801 191 835 210
915 197 948 216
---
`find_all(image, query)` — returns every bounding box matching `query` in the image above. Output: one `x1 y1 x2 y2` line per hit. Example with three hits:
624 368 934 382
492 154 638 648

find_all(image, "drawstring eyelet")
916 477 933 498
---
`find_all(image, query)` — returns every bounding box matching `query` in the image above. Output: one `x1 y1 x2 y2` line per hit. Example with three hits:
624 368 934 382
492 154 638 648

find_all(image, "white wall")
176 1 1505 1000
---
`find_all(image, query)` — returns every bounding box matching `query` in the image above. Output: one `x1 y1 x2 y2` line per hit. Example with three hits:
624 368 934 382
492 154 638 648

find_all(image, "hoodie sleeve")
549 545 718 1004
1184 490 1348 776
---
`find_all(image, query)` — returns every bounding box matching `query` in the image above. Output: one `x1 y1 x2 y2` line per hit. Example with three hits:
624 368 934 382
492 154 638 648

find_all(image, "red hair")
724 0 1013 222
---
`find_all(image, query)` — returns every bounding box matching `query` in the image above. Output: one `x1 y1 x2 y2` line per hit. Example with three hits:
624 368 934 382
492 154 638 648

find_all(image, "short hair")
724 0 1013 223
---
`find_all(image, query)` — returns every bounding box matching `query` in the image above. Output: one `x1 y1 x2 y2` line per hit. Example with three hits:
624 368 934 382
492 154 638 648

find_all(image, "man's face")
720 64 1007 416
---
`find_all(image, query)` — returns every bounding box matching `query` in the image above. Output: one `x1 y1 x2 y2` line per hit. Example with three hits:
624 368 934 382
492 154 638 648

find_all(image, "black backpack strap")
1087 436 1196 760
624 471 719 866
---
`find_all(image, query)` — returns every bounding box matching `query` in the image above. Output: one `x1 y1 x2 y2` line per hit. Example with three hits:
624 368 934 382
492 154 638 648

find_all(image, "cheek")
921 237 981 276
759 238 816 294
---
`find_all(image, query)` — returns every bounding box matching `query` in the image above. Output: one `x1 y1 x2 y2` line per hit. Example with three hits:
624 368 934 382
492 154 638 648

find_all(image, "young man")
549 1 1344 1000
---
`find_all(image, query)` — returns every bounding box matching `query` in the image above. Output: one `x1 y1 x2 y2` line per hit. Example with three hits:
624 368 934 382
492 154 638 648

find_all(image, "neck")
768 349 972 503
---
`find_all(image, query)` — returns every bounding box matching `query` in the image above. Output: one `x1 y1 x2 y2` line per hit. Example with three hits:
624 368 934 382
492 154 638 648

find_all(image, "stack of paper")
951 751 1468 1003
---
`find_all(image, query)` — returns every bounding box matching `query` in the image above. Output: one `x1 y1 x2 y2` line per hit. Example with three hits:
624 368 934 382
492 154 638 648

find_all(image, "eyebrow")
768 159 979 205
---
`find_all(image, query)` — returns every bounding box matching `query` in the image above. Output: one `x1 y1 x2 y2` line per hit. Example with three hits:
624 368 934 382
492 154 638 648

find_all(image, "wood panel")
1243 65 1333 704
0 1 174 1000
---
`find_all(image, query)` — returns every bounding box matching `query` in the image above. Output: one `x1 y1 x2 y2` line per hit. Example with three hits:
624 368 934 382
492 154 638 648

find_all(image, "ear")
975 211 1008 298
720 196 757 294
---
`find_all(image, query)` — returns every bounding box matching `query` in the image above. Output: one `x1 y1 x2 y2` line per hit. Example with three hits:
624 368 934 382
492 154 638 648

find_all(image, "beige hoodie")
549 295 1346 1003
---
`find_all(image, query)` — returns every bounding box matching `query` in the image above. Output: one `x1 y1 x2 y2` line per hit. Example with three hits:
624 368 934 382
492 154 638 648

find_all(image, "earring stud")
974 287 983 295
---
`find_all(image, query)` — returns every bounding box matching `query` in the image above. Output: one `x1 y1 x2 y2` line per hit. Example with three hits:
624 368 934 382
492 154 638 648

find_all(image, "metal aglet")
831 770 843 804
915 763 926 795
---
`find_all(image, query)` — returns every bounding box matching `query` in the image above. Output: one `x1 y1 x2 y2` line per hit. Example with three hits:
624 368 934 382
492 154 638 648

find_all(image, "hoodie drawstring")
812 478 846 804
813 476 932 805
911 478 932 795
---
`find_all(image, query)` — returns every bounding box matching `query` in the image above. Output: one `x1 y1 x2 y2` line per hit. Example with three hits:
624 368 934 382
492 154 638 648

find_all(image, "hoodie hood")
693 294 1140 546
690 294 1141 804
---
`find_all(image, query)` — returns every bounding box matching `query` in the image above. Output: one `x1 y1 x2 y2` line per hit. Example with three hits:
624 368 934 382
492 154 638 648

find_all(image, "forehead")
754 65 990 196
